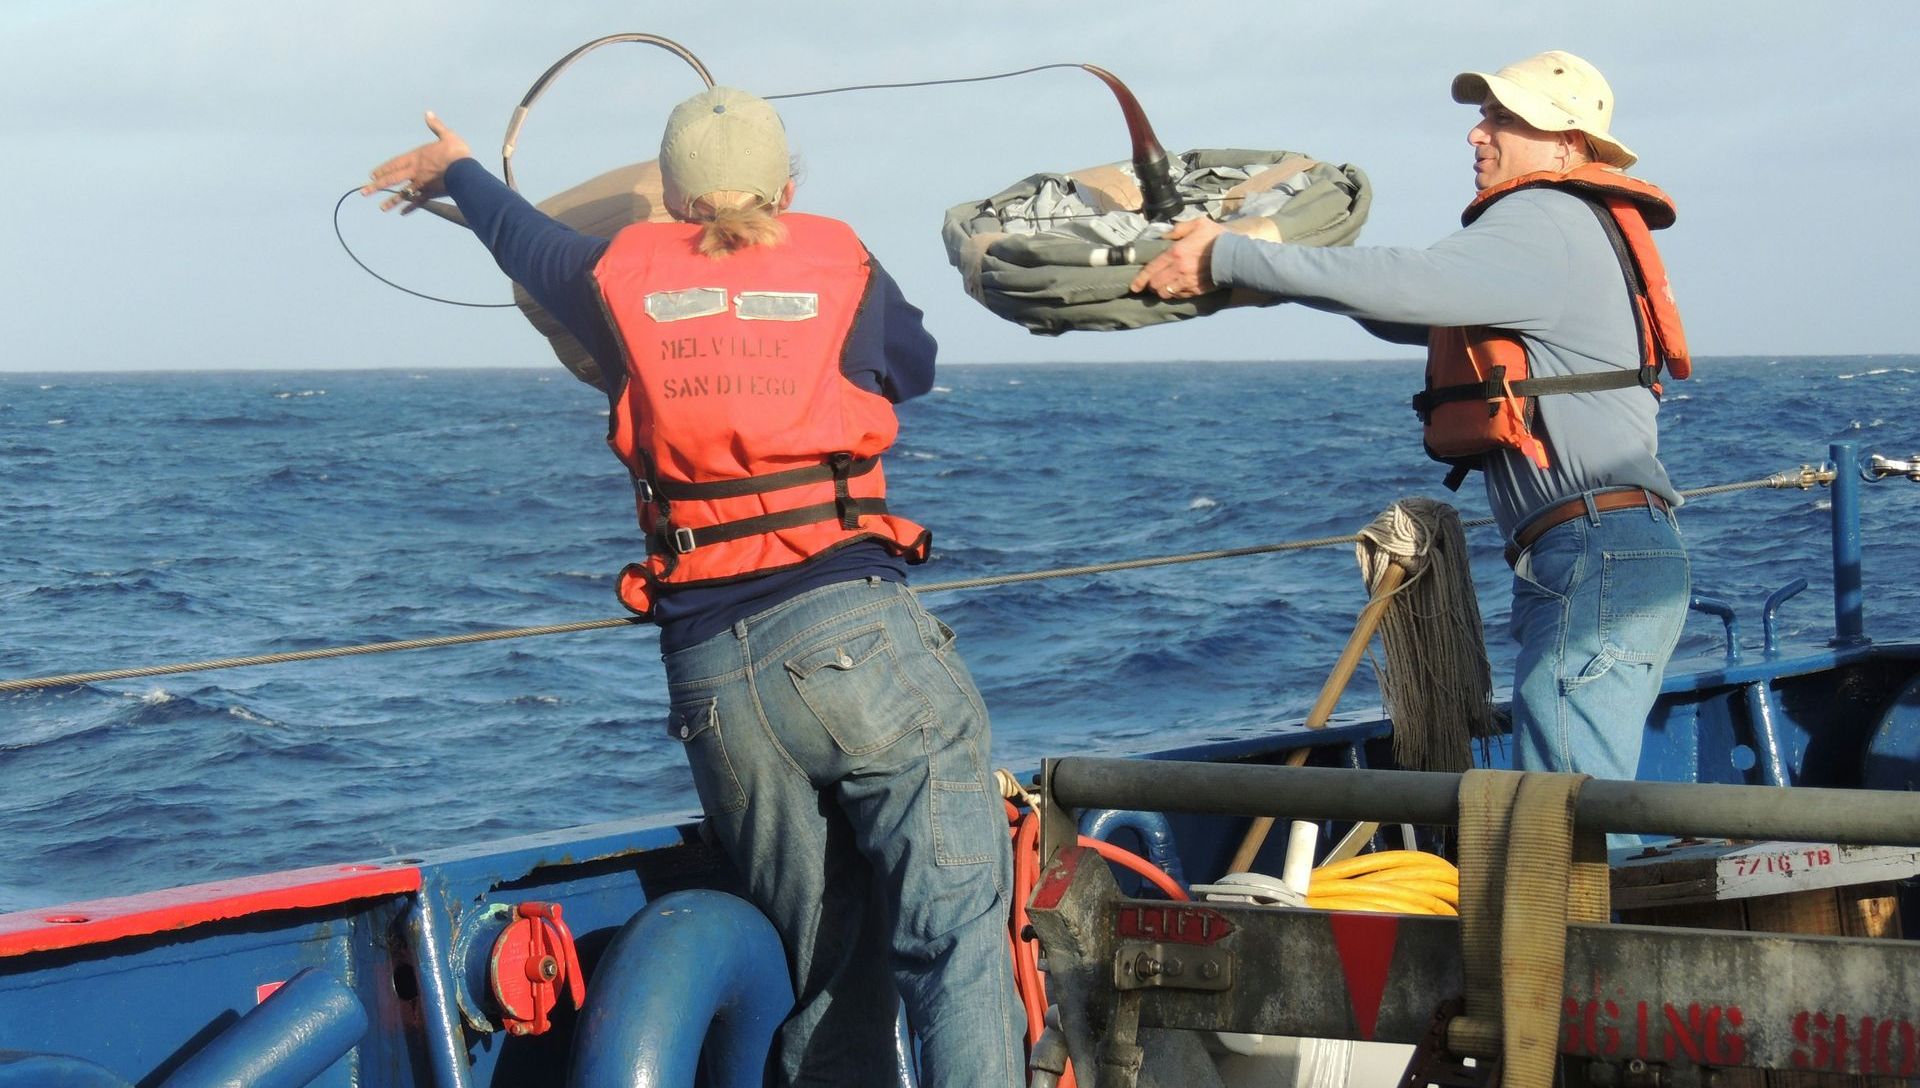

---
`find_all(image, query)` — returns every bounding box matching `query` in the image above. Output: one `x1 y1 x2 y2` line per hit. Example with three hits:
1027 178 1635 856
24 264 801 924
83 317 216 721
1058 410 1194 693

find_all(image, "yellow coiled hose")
1305 850 1459 916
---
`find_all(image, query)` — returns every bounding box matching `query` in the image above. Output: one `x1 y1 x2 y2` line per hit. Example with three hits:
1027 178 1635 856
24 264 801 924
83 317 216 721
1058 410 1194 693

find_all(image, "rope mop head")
1355 498 1499 772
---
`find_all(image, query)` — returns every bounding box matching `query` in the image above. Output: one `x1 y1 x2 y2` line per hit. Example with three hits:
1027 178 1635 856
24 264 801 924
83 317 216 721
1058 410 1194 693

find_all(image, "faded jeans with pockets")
1508 491 1691 786
661 577 1021 1088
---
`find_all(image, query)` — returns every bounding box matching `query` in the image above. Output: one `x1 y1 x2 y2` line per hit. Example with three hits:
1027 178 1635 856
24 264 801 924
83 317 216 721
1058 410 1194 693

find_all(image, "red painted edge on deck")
0 863 423 958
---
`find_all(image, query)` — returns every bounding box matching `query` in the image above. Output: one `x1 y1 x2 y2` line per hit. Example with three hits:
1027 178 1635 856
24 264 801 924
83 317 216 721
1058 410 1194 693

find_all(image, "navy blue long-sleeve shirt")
443 158 939 651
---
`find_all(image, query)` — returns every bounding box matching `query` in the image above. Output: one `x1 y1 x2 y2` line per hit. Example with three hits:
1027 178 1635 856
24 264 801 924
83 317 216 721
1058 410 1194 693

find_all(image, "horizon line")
5 353 1914 378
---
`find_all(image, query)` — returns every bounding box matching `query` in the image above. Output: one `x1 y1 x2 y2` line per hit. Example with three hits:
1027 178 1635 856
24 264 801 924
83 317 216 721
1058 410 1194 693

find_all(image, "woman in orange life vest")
1133 51 1690 795
364 88 1022 1088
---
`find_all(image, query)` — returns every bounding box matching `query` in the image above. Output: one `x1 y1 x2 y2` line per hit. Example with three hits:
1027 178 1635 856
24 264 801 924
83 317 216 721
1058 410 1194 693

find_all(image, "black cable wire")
0 470 1850 692
764 63 1083 101
332 188 517 309
338 62 1130 307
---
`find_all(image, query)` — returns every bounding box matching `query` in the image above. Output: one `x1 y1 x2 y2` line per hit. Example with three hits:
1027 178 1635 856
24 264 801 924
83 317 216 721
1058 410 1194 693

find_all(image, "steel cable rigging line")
336 44 1190 306
0 468 1848 692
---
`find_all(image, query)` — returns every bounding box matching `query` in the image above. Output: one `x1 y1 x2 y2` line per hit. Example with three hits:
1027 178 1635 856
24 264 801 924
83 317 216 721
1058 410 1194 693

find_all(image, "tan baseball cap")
658 86 790 216
1451 50 1636 169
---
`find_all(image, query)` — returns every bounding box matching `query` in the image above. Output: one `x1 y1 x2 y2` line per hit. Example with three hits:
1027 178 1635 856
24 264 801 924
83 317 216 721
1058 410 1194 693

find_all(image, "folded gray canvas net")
941 148 1371 335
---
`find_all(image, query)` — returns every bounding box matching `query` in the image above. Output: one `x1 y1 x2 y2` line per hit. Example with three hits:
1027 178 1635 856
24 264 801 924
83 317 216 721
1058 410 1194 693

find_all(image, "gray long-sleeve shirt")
1211 186 1679 539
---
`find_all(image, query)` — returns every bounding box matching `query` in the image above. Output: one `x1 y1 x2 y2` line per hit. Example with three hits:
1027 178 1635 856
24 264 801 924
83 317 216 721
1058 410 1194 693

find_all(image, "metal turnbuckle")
1789 462 1837 490
1868 453 1920 482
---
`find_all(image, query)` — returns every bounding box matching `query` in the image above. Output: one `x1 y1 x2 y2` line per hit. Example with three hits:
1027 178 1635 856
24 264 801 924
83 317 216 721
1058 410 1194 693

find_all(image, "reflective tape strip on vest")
1418 164 1690 481
593 213 930 618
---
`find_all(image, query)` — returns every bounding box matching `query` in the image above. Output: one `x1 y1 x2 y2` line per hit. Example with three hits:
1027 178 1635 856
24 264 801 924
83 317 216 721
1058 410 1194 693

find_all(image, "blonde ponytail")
689 190 788 257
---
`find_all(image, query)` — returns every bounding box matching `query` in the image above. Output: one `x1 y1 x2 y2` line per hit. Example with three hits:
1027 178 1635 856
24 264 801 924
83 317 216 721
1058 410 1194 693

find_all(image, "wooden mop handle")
1224 562 1410 875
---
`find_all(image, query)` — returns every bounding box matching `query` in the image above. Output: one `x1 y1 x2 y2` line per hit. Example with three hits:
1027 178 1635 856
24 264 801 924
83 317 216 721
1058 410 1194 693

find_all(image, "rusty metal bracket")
1113 941 1233 992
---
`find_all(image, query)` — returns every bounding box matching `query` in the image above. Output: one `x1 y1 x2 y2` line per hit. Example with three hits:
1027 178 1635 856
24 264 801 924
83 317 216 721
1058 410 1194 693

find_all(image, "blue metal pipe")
1078 809 1187 887
568 891 792 1088
160 968 367 1088
1830 440 1869 646
1688 595 1741 663
1740 681 1792 787
1762 578 1808 657
407 884 477 1088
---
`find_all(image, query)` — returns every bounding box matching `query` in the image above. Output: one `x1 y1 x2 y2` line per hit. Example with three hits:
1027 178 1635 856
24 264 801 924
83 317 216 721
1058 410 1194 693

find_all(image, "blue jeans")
1508 493 1690 784
662 578 1021 1088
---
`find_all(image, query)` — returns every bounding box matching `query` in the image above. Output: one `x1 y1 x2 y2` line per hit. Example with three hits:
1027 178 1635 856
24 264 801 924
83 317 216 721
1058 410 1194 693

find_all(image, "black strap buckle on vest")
1411 365 1510 422
644 452 880 560
827 451 859 529
645 524 699 560
651 498 893 559
653 454 881 502
641 524 695 561
1482 365 1505 418
1423 358 1661 423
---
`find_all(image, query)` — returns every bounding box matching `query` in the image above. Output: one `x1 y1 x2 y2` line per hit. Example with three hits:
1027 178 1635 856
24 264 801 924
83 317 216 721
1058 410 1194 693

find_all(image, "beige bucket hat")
1451 50 1636 169
658 86 790 216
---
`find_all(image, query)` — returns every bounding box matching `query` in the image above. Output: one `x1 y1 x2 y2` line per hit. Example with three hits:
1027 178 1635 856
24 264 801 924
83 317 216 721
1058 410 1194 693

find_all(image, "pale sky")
4 1 1915 372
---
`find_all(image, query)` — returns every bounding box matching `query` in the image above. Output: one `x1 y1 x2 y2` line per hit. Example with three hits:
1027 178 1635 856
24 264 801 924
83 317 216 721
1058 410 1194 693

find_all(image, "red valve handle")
518 901 586 1011
489 901 587 1035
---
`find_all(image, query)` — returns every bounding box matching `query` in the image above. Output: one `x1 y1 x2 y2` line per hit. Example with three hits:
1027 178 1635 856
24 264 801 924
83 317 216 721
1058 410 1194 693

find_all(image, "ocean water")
2 358 1916 913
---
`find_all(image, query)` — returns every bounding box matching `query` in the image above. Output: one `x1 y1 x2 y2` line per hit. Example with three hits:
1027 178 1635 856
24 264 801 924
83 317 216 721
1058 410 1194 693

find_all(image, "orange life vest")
593 213 931 619
1414 163 1691 489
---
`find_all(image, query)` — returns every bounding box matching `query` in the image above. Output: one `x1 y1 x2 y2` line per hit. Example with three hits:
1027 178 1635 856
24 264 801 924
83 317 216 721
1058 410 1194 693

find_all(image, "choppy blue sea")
3 359 1916 912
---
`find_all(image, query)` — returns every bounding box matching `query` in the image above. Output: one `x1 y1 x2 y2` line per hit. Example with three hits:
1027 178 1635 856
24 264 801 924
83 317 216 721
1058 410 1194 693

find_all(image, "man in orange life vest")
364 88 1022 1087
1134 51 1691 792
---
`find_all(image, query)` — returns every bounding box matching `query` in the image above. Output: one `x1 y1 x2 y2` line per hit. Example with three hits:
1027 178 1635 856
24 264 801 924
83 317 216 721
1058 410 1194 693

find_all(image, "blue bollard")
568 890 792 1088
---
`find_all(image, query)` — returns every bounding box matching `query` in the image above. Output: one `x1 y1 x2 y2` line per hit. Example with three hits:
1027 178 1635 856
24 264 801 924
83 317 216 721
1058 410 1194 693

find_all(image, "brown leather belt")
1505 489 1669 568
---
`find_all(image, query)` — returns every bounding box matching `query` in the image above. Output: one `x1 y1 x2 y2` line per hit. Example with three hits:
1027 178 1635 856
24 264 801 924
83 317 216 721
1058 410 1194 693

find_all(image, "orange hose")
1009 812 1047 1046
1006 806 1187 1088
1078 836 1190 901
